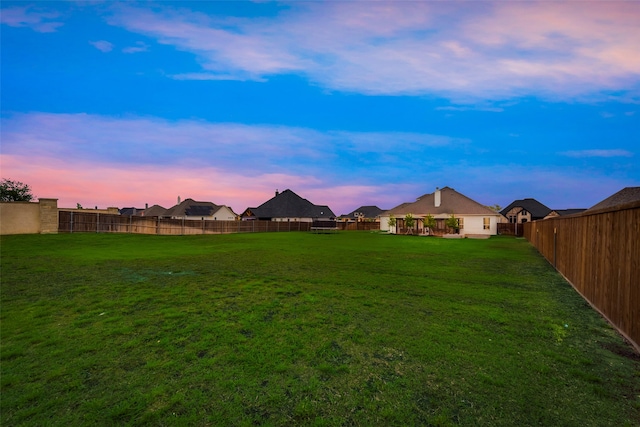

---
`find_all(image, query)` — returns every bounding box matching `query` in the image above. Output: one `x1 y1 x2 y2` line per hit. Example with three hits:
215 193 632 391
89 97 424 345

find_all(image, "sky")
1 1 638 215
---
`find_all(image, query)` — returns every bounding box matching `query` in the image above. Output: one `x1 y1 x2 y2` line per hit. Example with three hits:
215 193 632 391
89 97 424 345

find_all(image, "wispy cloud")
106 2 640 101
90 40 114 53
0 113 469 180
0 5 63 32
560 149 634 158
436 106 504 113
122 41 149 54
169 72 259 81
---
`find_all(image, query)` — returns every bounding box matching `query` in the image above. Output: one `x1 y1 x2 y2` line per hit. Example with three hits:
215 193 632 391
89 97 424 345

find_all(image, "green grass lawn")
1 232 638 426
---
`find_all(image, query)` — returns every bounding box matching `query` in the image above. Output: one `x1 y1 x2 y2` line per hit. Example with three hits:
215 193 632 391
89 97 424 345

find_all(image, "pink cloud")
106 1 640 100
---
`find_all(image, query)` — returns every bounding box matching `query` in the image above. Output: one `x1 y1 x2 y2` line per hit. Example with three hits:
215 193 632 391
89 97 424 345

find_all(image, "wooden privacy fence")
58 211 311 235
336 222 380 231
497 222 524 237
523 201 639 352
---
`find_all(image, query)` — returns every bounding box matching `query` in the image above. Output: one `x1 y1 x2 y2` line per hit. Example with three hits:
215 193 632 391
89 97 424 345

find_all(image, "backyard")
1 232 638 426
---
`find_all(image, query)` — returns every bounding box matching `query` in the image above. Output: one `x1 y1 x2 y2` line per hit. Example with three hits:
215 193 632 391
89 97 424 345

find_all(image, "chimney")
275 189 279 197
178 196 181 204
435 187 441 208
145 203 148 209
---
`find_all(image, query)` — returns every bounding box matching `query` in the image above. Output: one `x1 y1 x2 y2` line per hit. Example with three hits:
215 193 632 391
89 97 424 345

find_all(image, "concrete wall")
0 199 59 235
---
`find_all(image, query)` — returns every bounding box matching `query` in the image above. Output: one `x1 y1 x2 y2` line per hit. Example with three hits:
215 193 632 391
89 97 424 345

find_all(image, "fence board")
523 202 640 352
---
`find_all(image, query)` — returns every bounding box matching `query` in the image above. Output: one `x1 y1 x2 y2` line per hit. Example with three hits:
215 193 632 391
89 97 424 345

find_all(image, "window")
483 217 490 230
458 218 464 229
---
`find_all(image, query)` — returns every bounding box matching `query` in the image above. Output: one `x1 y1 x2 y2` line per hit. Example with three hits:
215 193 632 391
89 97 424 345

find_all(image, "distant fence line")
58 211 314 234
58 211 380 234
523 201 640 352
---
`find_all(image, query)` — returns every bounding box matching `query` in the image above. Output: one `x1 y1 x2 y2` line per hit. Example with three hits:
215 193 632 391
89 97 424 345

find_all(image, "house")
141 204 167 217
241 189 335 222
339 205 385 222
380 186 505 237
585 187 640 212
158 198 237 220
500 198 552 223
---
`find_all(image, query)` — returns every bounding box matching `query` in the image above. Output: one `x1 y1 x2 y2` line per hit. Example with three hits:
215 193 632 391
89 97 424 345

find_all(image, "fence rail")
523 202 639 352
58 212 312 234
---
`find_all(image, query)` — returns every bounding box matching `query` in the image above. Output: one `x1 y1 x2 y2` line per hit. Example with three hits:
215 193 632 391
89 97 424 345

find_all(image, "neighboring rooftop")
550 209 587 217
341 205 385 219
586 187 640 212
243 189 335 219
500 198 552 219
142 204 167 217
385 187 498 216
164 198 219 218
119 207 145 216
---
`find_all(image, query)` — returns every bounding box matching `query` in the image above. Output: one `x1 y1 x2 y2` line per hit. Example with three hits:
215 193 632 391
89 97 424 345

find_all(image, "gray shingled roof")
142 204 168 217
586 187 640 212
500 198 552 219
385 187 497 216
185 205 215 217
243 189 335 219
341 205 385 219
164 198 219 217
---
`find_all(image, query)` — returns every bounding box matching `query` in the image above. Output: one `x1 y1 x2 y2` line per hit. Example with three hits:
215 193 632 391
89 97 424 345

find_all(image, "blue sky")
1 1 638 215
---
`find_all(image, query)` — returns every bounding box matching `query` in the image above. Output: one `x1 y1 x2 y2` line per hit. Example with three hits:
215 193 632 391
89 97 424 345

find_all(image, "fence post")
70 211 74 233
553 227 557 268
96 213 99 233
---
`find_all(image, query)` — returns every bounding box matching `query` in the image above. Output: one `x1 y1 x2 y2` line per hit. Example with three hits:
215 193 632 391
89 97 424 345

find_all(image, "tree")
0 179 34 202
404 213 415 234
486 204 502 212
422 214 436 235
387 215 397 234
445 213 459 233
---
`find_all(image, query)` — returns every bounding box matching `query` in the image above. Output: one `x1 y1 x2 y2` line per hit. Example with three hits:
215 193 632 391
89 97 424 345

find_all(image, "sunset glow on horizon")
2 1 638 215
